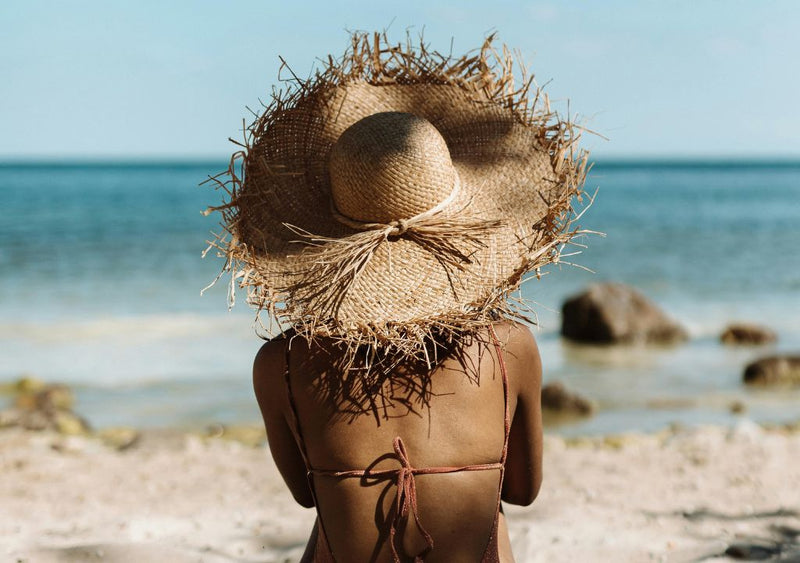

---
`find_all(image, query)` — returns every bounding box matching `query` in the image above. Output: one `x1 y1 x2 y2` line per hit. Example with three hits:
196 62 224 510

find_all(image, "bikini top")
282 327 511 563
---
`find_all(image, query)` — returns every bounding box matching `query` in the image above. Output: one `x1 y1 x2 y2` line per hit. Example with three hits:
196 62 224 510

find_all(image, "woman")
255 321 542 562
207 32 587 562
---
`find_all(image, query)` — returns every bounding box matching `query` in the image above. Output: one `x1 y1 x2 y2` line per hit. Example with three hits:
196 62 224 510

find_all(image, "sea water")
1 161 798 434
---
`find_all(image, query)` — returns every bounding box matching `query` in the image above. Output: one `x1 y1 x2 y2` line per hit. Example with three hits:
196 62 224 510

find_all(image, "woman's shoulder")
252 333 293 399
254 328 302 365
484 321 539 354
254 333 285 363
483 321 542 389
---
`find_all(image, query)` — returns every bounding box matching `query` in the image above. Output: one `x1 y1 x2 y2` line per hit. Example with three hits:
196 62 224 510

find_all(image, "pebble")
97 427 140 451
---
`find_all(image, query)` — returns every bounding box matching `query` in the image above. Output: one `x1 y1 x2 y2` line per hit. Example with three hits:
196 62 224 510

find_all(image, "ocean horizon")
1 158 798 435
3 156 800 166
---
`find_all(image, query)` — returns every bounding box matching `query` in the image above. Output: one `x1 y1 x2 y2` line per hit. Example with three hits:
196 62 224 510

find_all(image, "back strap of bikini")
282 336 314 470
489 325 511 466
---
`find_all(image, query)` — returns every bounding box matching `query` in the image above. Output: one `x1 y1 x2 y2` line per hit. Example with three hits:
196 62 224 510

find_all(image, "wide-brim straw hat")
205 32 589 361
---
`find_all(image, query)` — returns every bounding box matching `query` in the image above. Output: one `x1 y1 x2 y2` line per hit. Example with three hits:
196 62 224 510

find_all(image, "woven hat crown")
329 112 457 224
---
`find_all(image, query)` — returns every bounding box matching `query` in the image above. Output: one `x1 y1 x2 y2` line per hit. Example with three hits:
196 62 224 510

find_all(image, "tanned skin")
253 321 543 562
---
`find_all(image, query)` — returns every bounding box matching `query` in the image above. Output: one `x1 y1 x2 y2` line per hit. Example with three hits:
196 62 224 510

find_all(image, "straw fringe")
283 211 504 322
203 31 590 415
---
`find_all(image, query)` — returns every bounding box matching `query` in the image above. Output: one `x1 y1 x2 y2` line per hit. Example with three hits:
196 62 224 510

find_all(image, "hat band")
330 175 462 236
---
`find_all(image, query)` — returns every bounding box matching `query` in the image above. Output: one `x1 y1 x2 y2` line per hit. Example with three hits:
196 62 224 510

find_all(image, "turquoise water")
1 161 799 433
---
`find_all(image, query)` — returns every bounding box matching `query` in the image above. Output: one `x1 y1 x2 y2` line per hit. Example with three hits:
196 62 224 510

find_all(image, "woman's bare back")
253 322 543 562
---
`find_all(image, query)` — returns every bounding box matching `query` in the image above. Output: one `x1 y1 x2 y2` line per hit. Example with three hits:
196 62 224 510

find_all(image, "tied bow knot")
389 436 434 563
389 219 410 237
308 434 507 562
284 190 502 319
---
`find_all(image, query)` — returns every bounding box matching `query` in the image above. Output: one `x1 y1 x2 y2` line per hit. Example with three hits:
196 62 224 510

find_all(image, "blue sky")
2 0 798 159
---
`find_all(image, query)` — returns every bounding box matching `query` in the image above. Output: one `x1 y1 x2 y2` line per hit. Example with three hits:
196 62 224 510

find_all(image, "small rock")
97 427 140 450
603 434 640 449
2 380 94 435
783 421 800 434
14 375 45 394
52 410 91 436
721 323 777 346
729 400 747 414
206 422 225 438
14 384 75 412
561 283 688 345
34 385 75 411
541 382 594 416
724 542 780 560
50 435 91 454
744 355 800 386
9 405 90 435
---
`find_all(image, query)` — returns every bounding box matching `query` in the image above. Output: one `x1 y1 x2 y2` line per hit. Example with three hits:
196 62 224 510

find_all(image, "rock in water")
36 384 75 411
744 356 800 386
13 383 74 411
541 382 594 416
2 381 90 434
720 323 777 346
561 283 688 345
728 400 747 414
14 375 45 394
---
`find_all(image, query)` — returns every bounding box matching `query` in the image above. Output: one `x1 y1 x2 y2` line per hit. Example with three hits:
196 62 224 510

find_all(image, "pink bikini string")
312 436 504 562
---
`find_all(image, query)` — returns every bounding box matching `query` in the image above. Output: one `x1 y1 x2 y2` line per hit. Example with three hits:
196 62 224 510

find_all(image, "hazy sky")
2 0 798 159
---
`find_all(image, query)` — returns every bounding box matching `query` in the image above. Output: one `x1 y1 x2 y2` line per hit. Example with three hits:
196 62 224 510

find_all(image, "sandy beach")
4 1 800 561
2 421 798 563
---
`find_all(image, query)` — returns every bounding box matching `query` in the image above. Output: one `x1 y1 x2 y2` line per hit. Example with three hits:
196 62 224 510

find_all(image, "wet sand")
1 422 799 562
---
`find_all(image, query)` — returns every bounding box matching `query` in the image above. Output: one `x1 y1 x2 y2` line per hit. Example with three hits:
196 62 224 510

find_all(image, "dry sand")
1 421 799 563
